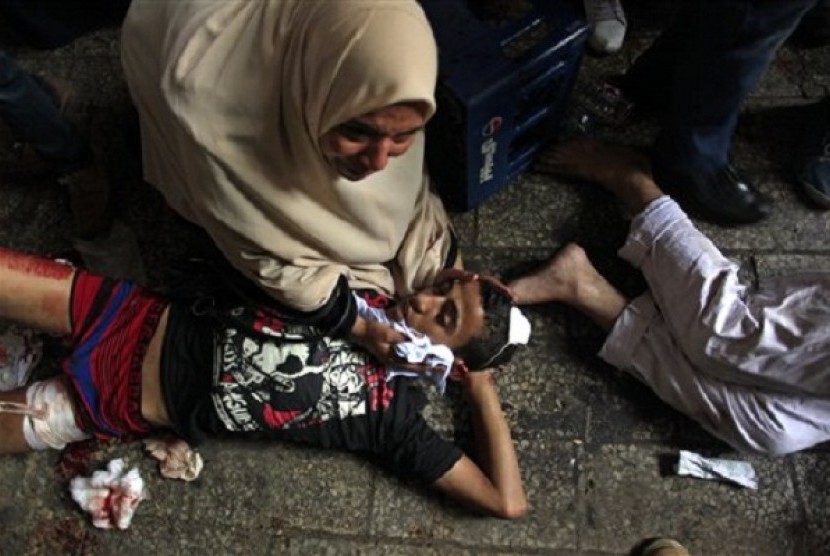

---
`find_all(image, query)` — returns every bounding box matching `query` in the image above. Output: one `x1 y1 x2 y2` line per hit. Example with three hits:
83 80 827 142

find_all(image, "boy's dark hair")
455 279 517 370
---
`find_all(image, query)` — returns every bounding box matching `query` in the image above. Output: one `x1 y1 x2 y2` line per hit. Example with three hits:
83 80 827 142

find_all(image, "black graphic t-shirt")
161 293 462 484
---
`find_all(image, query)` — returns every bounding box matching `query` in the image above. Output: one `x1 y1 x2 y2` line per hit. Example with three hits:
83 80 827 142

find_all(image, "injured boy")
0 249 529 519
510 138 830 456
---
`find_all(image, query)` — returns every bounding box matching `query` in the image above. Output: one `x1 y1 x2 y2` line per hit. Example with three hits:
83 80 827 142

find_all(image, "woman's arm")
431 371 527 519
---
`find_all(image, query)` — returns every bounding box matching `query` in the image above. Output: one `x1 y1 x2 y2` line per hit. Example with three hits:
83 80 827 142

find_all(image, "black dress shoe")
653 163 771 225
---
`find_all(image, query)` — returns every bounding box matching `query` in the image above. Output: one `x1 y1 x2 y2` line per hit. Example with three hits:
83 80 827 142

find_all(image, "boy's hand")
350 316 431 372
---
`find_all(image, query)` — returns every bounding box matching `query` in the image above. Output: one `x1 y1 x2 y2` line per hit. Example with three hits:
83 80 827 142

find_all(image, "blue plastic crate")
420 0 588 211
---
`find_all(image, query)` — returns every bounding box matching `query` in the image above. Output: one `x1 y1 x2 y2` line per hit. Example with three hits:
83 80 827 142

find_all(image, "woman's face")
319 102 428 181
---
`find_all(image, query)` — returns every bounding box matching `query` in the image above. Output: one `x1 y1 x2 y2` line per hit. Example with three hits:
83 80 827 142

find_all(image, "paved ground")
1 4 828 555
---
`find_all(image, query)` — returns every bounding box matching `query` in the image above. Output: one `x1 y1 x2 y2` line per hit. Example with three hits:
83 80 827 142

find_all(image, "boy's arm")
431 371 527 519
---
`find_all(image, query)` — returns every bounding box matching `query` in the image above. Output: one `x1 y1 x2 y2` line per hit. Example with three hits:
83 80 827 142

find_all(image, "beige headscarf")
122 0 451 311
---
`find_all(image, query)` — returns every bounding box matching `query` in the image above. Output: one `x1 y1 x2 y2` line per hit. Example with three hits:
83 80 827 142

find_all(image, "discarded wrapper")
143 436 204 481
0 326 42 391
70 458 146 529
674 450 758 490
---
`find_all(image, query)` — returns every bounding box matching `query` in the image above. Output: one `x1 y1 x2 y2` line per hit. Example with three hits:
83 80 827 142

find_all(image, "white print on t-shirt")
211 328 392 433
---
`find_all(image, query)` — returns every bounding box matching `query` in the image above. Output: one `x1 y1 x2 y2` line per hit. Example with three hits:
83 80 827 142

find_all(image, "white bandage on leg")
20 378 91 450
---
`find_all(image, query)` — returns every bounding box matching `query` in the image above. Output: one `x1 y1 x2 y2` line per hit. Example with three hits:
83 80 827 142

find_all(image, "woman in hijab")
121 0 456 363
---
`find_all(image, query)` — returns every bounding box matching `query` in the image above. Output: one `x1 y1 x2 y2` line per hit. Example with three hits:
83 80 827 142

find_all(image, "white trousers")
599 197 830 455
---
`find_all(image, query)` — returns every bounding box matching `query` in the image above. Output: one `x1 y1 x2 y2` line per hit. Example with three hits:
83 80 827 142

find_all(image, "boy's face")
386 279 486 349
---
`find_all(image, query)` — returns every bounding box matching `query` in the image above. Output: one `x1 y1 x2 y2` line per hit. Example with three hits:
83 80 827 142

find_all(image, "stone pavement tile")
502 348 589 442
95 517 279 555
576 356 727 451
0 455 34 554
366 470 458 541
0 182 72 255
369 438 580 552
798 45 830 95
447 209 477 246
699 175 830 252
753 46 805 99
24 515 104 555
755 254 830 279
9 54 75 90
146 440 376 535
70 56 130 110
790 453 830 555
475 172 631 251
475 172 585 250
16 447 120 556
68 28 121 59
272 536 479 556
736 99 808 173
576 45 631 84
579 444 800 555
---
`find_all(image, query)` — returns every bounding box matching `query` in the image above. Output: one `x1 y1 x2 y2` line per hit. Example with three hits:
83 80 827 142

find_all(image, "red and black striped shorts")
63 270 167 439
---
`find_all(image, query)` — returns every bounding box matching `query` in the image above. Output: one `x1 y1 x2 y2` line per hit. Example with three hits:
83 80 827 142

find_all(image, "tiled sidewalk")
0 5 828 555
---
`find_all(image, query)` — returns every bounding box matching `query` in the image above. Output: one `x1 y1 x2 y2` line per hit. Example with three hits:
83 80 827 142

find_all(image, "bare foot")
508 243 627 331
536 138 662 213
509 243 597 305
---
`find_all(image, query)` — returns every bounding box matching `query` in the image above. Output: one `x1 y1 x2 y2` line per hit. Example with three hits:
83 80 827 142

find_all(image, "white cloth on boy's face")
353 294 454 394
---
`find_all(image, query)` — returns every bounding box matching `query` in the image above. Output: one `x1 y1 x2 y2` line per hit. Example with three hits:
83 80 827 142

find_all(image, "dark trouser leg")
654 0 818 179
796 96 830 208
0 51 89 165
626 0 820 224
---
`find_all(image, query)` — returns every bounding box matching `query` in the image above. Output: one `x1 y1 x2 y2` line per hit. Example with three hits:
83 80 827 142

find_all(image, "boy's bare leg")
0 247 74 335
0 389 30 453
539 137 663 214
0 249 73 453
508 244 626 331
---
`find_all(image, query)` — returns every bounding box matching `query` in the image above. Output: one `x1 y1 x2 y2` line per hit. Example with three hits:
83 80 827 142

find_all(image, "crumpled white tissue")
143 436 203 481
0 326 42 391
388 322 454 393
353 295 454 394
70 458 146 529
674 450 758 490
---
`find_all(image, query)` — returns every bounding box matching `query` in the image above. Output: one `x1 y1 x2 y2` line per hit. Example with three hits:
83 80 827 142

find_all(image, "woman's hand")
432 267 478 289
349 315 430 371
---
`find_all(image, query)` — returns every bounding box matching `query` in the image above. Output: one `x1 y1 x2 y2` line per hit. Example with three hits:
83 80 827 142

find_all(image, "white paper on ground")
674 450 758 490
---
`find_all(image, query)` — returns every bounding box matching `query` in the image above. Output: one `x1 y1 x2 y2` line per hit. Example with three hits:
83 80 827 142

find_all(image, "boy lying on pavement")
0 249 528 519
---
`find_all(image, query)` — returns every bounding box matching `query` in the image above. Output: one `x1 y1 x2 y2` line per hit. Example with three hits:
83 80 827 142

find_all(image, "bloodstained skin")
0 247 74 279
